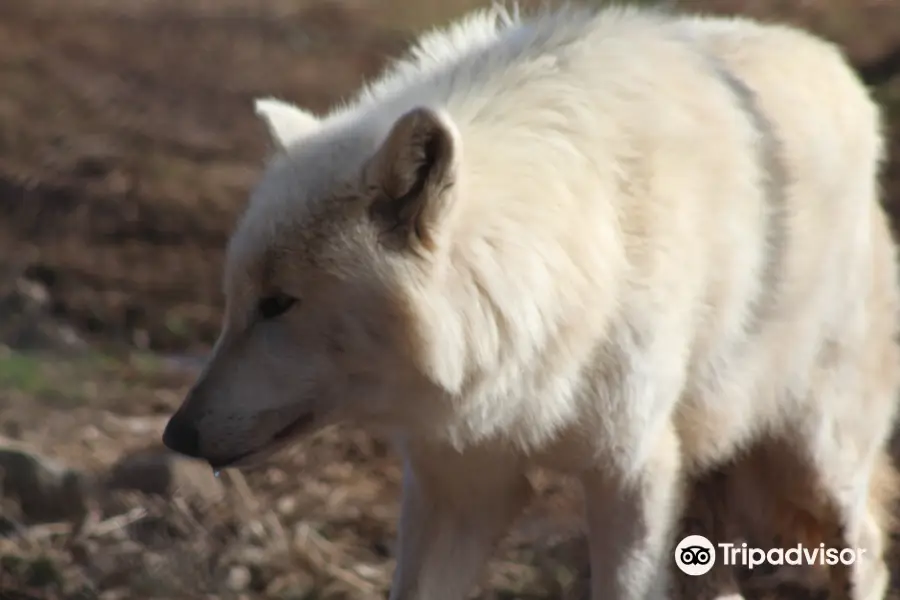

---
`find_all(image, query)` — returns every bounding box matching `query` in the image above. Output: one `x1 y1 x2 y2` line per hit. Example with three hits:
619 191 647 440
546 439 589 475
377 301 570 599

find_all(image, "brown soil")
0 0 410 352
1 1 900 599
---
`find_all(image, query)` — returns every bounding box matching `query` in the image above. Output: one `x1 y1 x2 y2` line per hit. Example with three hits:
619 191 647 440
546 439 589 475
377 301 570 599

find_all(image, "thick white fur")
254 97 320 149
165 4 900 600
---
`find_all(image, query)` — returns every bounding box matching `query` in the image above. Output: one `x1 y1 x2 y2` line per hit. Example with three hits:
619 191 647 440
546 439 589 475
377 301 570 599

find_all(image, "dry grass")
0 351 592 600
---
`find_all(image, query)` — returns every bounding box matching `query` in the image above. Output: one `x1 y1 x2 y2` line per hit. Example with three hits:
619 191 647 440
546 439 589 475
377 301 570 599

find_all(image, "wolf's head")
162 98 464 468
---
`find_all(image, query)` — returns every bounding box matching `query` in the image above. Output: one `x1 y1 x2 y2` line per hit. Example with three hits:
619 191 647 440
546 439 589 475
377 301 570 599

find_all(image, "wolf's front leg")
582 424 684 600
388 442 533 600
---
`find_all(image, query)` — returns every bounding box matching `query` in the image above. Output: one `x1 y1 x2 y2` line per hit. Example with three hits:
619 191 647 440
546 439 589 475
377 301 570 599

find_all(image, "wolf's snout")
162 412 203 459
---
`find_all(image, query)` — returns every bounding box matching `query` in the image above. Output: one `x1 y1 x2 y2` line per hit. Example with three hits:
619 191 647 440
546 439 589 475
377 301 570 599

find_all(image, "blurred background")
1 0 899 598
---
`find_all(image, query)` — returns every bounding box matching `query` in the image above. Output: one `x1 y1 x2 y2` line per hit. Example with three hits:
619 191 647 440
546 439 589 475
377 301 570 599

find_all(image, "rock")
226 565 252 592
276 495 297 517
0 277 86 351
104 445 224 506
0 440 92 523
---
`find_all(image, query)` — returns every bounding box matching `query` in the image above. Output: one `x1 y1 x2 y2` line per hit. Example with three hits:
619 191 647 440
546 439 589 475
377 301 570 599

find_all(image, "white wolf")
162 4 900 600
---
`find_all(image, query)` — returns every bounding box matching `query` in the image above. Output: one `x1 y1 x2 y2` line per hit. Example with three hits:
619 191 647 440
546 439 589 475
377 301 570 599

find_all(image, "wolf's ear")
367 107 459 254
254 97 320 150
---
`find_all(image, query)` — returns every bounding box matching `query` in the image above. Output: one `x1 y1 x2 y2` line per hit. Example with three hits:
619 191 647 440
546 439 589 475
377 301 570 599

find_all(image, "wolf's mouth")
207 413 315 470
271 412 315 442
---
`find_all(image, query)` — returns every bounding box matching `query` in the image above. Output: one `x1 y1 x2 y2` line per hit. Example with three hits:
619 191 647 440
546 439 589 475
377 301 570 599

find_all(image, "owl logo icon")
675 535 716 576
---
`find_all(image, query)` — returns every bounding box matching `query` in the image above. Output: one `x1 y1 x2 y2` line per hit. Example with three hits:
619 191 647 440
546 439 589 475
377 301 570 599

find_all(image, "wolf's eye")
257 294 297 320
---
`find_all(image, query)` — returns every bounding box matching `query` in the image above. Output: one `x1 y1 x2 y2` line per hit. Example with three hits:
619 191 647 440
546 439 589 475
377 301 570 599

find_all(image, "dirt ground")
1 0 900 599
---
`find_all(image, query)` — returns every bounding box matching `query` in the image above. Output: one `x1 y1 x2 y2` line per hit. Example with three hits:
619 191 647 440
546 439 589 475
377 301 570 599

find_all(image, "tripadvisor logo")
674 535 867 576
718 541 866 569
675 535 716 576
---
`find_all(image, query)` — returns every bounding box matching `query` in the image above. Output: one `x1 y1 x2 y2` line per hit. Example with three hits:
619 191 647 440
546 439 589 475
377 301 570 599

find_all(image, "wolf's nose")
162 413 202 458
